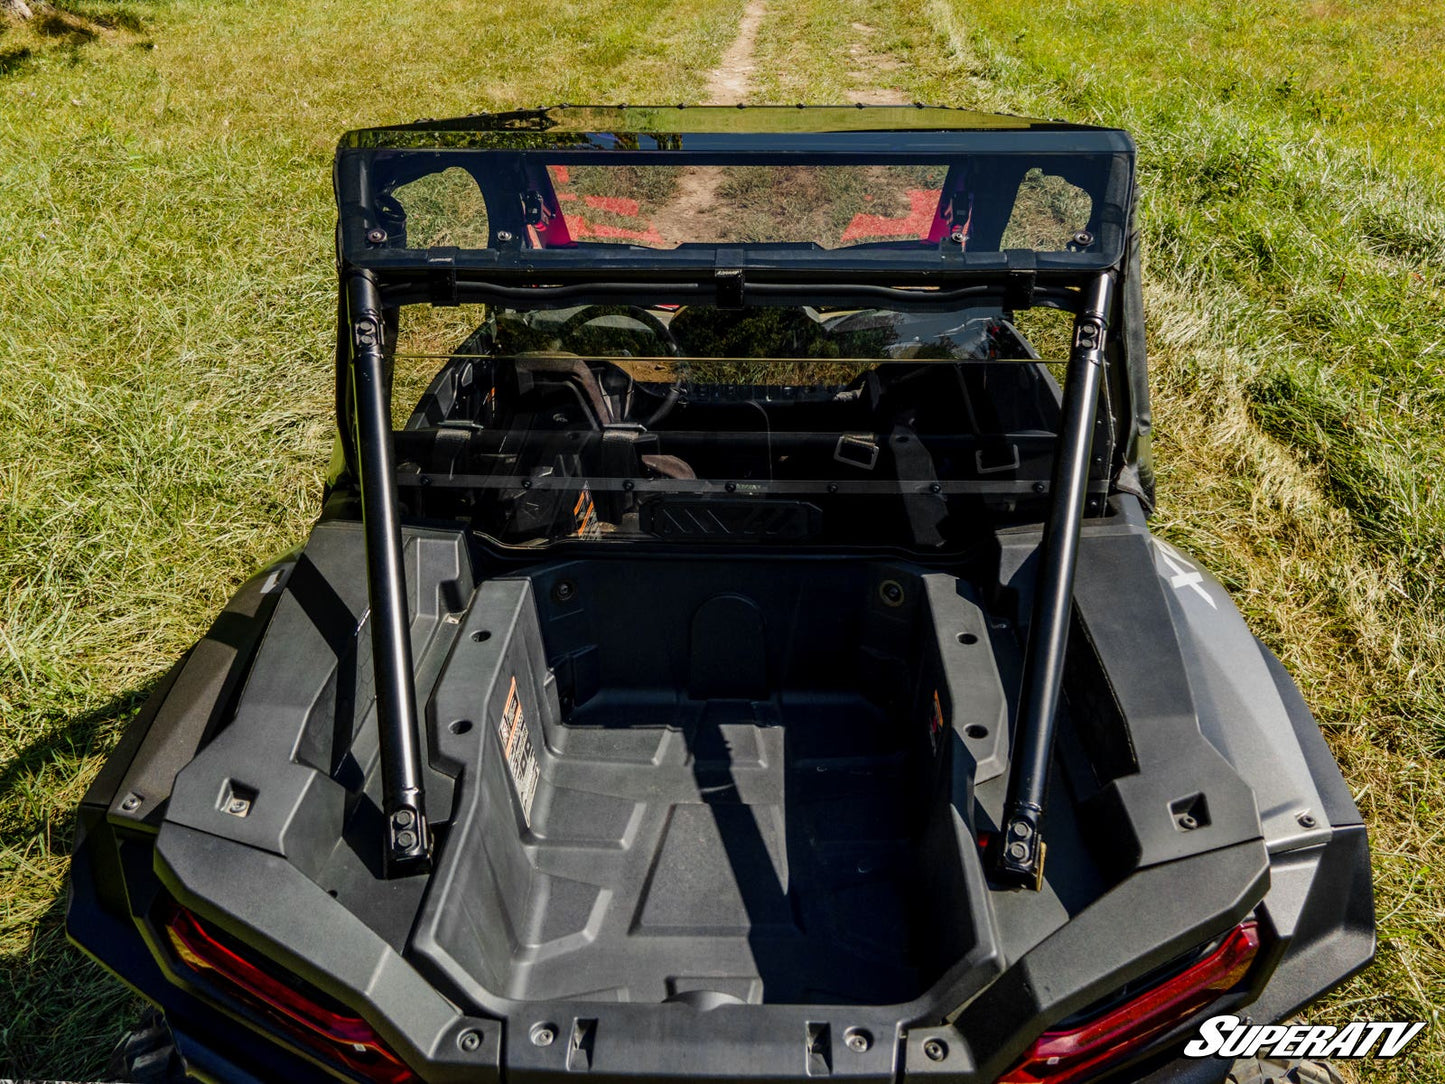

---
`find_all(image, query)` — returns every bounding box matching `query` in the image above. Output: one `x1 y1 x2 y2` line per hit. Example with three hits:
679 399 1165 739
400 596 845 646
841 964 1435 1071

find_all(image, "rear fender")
88 554 298 833
1148 536 1352 848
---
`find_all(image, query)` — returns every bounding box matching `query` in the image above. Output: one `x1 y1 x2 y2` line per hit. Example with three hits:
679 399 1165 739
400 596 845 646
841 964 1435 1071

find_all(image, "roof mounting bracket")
1005 256 1038 311
426 251 460 307
715 268 745 308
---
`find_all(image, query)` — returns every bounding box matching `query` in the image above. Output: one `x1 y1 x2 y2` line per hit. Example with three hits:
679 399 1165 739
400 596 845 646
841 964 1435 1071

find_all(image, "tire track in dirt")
703 0 768 103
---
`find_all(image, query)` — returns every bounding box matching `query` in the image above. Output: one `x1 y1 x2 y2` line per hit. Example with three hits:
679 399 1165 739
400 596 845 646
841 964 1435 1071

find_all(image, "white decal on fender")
1154 539 1217 609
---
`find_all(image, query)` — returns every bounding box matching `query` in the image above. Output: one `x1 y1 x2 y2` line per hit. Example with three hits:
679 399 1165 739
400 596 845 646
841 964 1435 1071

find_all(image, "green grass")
4 0 1445 1078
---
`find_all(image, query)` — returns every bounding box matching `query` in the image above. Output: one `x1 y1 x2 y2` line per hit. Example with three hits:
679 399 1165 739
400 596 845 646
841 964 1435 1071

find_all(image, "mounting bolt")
227 797 251 817
725 481 737 493
923 1038 948 1062
1297 811 1318 829
1072 230 1094 247
496 230 514 243
879 580 904 607
393 809 415 829
1010 821 1032 840
929 481 942 494
531 1023 556 1047
1177 813 1199 830
552 579 577 603
396 830 416 850
1032 481 1047 493
458 1029 482 1053
845 1028 872 1053
120 794 142 812
365 227 387 244
1007 841 1028 860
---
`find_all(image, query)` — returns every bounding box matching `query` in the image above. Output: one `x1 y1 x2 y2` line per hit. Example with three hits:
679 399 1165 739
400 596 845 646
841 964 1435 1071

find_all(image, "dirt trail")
652 1 910 231
653 0 770 231
703 0 768 103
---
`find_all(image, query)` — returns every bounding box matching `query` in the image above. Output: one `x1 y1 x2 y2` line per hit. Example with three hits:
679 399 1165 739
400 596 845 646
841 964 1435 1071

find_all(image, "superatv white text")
1184 1015 1425 1059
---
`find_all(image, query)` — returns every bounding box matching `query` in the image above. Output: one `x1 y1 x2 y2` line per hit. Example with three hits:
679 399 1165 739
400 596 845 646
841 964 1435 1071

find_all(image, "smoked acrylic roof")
338 104 1135 153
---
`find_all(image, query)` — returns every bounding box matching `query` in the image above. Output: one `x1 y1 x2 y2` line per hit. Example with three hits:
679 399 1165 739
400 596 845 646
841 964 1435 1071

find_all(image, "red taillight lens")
162 905 416 1084
1000 921 1261 1084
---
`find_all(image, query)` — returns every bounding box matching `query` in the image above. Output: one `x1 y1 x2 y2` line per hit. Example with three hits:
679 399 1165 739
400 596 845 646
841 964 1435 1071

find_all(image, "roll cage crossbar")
341 263 1117 888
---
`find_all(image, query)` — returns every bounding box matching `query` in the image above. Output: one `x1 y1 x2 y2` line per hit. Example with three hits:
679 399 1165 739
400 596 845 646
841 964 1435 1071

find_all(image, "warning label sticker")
498 676 539 825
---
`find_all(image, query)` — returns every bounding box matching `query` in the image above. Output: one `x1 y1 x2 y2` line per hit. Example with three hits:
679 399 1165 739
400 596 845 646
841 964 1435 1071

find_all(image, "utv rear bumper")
69 814 1369 1084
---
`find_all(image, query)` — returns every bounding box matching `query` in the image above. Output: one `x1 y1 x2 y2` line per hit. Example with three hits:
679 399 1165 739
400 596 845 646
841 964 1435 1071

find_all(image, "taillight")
1000 921 1260 1084
162 905 416 1084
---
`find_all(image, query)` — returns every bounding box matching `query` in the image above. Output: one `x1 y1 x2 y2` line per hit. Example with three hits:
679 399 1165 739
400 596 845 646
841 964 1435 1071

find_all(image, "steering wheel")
555 305 681 357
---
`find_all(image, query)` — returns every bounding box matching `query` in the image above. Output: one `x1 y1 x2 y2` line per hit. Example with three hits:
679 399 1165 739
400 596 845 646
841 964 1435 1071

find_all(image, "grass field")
2 0 1443 1078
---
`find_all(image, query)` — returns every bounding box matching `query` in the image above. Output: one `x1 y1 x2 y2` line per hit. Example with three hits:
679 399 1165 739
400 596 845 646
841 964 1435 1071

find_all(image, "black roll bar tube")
993 270 1116 890
344 270 433 876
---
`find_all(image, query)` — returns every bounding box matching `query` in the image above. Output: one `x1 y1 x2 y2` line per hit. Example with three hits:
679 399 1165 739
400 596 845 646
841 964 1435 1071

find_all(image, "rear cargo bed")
413 559 1008 1009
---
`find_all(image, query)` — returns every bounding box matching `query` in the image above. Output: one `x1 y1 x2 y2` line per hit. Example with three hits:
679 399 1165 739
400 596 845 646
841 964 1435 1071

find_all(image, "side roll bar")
344 271 433 876
994 270 1116 890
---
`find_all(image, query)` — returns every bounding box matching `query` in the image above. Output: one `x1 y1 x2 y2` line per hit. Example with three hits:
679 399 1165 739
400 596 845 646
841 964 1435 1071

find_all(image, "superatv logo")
1184 1014 1425 1059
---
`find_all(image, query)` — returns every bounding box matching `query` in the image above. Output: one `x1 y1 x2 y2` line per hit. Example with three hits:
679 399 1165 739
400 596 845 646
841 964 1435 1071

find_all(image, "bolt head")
366 227 387 244
1007 841 1028 860
393 809 415 829
845 1031 871 1052
120 795 141 812
458 1029 482 1052
1010 821 1031 839
531 1024 556 1047
923 1038 948 1062
1178 813 1198 830
1297 811 1318 829
497 230 515 243
396 830 417 850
